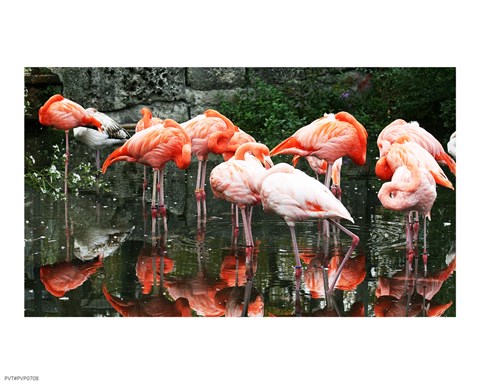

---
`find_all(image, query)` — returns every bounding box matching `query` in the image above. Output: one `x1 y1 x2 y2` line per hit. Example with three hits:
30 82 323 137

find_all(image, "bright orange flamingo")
222 128 256 161
135 107 164 199
259 163 359 291
210 143 273 247
270 111 367 191
102 119 191 229
38 94 104 195
180 109 239 226
377 119 456 176
40 257 103 298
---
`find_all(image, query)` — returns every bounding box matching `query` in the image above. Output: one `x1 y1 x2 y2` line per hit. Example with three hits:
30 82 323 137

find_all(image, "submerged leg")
327 219 359 293
64 130 69 196
240 207 254 247
287 222 303 278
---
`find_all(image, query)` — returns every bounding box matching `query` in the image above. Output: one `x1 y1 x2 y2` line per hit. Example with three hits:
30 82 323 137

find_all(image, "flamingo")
73 108 130 171
376 136 443 269
375 135 454 190
259 163 359 292
378 164 437 269
180 109 239 226
101 119 191 228
38 94 104 195
221 128 256 161
377 119 456 176
447 131 456 159
209 142 273 247
135 107 164 198
270 111 367 191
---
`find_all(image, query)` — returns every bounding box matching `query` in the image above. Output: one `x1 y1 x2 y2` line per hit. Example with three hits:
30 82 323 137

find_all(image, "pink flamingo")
210 143 273 247
180 109 239 226
38 94 104 195
375 135 454 190
259 163 359 291
293 155 343 199
102 119 191 229
376 136 441 270
377 119 456 176
135 107 164 199
270 111 367 191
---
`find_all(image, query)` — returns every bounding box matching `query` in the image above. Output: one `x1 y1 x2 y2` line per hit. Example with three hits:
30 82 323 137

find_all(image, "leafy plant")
25 144 111 199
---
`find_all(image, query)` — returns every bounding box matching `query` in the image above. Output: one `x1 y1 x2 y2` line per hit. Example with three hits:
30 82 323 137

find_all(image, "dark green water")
24 135 456 317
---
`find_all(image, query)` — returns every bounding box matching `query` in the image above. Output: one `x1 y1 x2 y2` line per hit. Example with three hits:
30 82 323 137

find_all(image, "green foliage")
25 144 111 199
220 77 307 149
220 68 456 145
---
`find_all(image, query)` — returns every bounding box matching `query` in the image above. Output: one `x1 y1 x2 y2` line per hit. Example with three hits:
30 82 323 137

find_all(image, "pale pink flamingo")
376 136 441 269
259 163 359 291
38 94 103 195
73 108 130 171
102 119 191 230
135 107 164 199
180 109 239 226
220 128 257 237
447 131 456 159
293 155 343 199
375 135 454 190
377 119 456 176
209 143 273 247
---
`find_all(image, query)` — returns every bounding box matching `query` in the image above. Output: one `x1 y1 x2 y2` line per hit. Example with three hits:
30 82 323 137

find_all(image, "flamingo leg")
195 160 203 227
157 169 168 234
287 222 303 277
200 159 208 221
326 219 359 293
64 130 69 196
142 166 147 201
422 216 428 274
240 207 253 247
151 168 157 218
231 204 239 245
405 213 414 270
241 247 255 317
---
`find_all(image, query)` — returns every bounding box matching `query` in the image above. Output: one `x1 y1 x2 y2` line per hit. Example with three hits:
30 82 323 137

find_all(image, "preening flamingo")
38 94 104 195
377 119 456 176
73 108 130 171
375 135 454 190
447 131 456 159
135 107 164 199
222 128 256 161
209 142 273 247
180 109 239 226
376 135 441 270
259 163 359 291
102 119 191 228
270 111 367 191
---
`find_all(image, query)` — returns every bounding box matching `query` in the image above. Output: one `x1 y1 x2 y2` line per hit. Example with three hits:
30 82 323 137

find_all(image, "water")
24 137 456 317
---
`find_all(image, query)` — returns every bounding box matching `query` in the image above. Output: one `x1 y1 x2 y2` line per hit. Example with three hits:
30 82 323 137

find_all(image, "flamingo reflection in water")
40 257 103 298
374 255 455 317
214 247 264 317
103 220 192 317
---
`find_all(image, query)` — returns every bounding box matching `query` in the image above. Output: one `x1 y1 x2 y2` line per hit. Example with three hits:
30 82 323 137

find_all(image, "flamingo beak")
264 156 274 170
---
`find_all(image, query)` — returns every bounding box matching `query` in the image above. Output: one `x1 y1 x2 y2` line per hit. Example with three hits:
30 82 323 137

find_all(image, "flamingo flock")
37 93 456 304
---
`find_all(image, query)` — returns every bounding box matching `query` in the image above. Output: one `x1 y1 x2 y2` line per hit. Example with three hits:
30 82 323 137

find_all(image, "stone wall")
25 67 368 128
